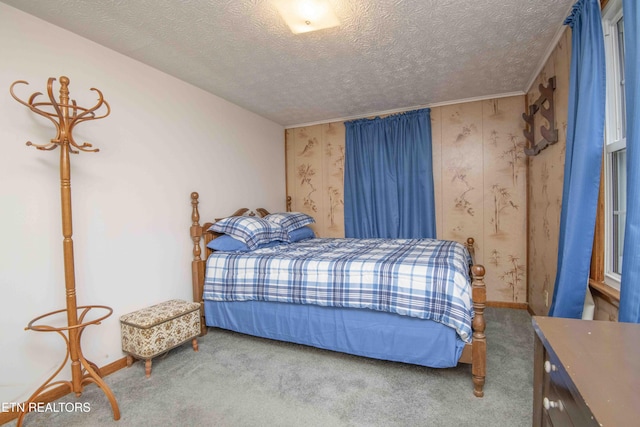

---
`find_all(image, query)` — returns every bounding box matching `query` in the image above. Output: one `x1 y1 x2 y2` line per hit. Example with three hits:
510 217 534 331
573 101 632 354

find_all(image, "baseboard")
486 301 529 310
0 356 130 426
100 356 130 377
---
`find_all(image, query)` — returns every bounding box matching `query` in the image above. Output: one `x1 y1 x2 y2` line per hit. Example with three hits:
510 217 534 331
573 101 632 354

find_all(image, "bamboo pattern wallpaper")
527 28 570 316
285 122 345 238
286 95 528 304
433 96 528 304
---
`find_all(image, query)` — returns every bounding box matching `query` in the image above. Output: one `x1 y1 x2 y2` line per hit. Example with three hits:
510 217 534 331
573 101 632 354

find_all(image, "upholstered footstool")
120 299 201 377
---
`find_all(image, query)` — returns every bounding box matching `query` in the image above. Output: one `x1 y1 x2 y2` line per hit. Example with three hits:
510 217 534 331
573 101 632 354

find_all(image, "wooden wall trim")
487 301 529 310
525 93 531 308
591 158 605 282
589 279 621 308
0 356 130 426
284 129 289 206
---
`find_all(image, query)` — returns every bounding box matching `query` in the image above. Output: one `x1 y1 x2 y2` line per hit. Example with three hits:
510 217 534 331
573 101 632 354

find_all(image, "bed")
189 192 487 397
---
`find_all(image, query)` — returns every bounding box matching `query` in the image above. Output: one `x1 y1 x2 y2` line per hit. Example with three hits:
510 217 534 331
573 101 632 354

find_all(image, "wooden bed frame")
189 192 487 397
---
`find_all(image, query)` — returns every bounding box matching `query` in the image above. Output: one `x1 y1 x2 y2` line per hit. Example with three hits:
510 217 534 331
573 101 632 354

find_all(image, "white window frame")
602 0 626 290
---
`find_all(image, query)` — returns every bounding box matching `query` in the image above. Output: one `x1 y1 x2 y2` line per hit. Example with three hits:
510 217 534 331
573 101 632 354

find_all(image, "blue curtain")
619 0 640 323
549 0 606 318
343 108 436 238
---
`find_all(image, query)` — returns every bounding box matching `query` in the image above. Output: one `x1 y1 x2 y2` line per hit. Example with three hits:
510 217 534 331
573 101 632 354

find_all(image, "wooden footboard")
190 191 486 397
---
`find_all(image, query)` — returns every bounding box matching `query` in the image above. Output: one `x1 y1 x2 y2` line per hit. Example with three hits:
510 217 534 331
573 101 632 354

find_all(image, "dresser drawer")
544 352 599 426
543 380 573 427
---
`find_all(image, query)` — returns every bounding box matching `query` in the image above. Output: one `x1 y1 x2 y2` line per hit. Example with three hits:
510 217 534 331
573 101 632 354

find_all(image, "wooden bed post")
190 192 207 336
457 237 487 397
471 264 487 397
465 237 476 262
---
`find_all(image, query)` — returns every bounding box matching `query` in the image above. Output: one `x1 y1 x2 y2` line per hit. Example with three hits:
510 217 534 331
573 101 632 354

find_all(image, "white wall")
0 3 285 404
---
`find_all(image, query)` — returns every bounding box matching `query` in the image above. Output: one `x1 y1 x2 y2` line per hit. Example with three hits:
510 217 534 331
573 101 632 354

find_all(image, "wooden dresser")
532 316 640 426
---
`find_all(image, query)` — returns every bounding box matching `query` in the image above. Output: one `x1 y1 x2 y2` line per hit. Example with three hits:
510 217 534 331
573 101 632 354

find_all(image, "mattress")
204 237 473 342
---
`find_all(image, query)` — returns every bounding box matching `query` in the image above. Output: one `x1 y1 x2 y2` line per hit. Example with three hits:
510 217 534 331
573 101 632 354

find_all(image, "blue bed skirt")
204 300 466 368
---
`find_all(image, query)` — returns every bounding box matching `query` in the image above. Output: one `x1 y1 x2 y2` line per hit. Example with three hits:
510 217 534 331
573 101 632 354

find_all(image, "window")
603 0 626 290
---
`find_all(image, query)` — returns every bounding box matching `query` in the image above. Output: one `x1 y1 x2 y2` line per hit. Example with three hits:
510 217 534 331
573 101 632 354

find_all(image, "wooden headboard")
190 192 270 334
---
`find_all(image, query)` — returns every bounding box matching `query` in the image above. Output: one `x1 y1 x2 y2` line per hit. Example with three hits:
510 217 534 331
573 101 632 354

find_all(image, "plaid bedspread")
204 238 474 342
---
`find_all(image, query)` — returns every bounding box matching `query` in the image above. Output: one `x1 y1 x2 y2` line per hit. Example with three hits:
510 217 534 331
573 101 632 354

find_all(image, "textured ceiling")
1 0 575 127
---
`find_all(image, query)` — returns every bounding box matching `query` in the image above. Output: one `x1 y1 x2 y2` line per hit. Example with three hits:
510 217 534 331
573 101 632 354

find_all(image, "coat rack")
10 76 120 425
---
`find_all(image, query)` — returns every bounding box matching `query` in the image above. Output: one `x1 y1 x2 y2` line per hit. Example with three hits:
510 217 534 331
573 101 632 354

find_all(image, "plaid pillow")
208 216 289 250
265 212 315 232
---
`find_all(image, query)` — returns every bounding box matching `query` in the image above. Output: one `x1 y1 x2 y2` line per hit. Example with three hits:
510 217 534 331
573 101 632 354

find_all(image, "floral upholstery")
120 299 200 359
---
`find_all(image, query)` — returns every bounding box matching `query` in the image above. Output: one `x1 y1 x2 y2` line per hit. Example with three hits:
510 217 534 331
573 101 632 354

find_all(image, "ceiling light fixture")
273 0 340 34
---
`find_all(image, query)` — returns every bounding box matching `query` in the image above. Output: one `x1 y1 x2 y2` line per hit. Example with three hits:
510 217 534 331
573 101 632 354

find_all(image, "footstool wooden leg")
126 355 133 367
192 338 199 352
145 359 152 378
